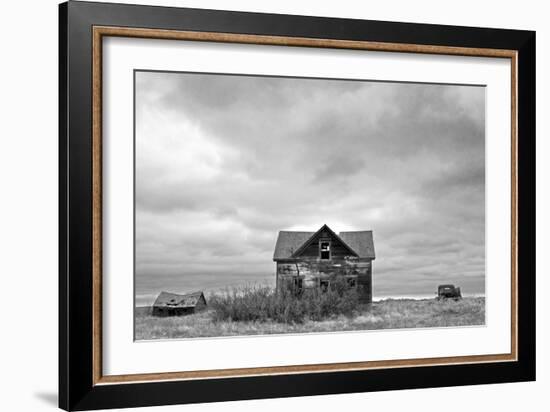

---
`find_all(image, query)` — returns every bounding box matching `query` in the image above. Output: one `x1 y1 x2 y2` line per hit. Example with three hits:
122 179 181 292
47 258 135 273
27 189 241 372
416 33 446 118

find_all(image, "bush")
209 277 359 324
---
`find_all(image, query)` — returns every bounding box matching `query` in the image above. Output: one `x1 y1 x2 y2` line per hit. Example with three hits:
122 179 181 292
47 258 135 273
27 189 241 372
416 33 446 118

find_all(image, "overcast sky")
135 71 485 298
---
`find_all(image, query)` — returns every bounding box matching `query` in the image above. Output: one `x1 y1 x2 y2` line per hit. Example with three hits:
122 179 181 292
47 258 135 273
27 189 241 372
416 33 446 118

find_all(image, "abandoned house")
273 224 375 303
152 291 207 317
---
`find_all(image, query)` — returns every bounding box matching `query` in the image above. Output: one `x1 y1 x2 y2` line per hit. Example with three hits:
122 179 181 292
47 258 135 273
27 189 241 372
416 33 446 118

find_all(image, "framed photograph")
59 1 535 410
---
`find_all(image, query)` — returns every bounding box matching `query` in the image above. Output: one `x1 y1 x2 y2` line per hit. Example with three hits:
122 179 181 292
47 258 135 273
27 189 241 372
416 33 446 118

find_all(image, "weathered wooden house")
273 224 375 303
152 291 207 317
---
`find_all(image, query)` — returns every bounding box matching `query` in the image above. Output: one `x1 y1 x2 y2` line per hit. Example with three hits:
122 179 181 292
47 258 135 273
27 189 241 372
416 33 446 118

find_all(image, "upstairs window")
320 241 331 260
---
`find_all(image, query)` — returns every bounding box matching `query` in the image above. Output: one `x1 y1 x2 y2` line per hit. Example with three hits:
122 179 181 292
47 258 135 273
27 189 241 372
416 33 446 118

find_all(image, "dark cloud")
135 71 485 299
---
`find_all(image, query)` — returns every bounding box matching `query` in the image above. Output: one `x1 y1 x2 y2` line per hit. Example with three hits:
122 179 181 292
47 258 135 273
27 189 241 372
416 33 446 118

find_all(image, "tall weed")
209 277 359 324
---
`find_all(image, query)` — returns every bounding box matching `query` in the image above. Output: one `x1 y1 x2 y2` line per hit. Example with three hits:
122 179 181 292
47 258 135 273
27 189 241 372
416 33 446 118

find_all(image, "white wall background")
0 1 546 411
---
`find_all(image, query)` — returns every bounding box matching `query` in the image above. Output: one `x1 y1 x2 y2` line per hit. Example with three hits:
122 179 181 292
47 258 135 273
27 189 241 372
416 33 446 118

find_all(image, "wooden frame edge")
511 51 519 361
97 353 515 385
91 25 519 386
93 26 517 58
92 26 103 385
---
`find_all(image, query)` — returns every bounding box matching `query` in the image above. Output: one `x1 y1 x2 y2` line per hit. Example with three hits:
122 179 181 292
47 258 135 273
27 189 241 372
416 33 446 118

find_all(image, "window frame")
346 275 358 289
291 276 305 295
319 240 331 260
319 278 330 293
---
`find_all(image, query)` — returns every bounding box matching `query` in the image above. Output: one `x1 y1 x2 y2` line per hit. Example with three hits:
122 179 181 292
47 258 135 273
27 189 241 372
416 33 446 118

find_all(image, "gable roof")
273 231 314 260
339 231 375 259
273 225 375 260
291 224 358 258
152 291 206 308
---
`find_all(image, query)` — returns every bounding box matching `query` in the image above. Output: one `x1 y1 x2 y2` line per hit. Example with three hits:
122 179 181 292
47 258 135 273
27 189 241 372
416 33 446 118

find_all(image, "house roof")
273 231 314 260
290 224 359 258
339 231 376 259
273 225 375 260
152 291 206 308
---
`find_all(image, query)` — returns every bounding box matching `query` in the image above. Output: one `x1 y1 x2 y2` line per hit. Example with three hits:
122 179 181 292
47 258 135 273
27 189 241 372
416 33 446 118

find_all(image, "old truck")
436 284 462 301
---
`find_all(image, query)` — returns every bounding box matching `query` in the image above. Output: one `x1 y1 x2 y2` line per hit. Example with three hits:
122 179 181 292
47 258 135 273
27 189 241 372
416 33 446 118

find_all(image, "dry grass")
135 296 485 340
209 280 359 324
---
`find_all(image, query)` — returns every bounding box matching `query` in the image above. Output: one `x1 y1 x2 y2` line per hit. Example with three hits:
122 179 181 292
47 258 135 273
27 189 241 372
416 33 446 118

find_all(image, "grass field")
135 296 485 340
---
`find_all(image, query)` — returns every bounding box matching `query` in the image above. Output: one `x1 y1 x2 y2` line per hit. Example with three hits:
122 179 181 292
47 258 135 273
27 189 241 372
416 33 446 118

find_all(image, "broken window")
320 241 331 260
320 279 330 293
347 276 358 288
293 277 304 294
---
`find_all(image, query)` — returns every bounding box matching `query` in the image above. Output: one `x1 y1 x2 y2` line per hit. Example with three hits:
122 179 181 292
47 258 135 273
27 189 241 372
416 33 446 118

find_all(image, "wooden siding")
153 306 193 317
294 229 357 259
276 258 373 303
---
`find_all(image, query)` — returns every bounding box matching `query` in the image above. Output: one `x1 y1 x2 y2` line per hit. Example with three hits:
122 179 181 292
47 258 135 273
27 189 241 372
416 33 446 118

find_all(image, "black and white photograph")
0 0 541 410
134 71 486 340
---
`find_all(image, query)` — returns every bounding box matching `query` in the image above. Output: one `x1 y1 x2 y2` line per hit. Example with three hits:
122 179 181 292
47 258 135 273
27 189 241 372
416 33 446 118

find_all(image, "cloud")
135 71 485 297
